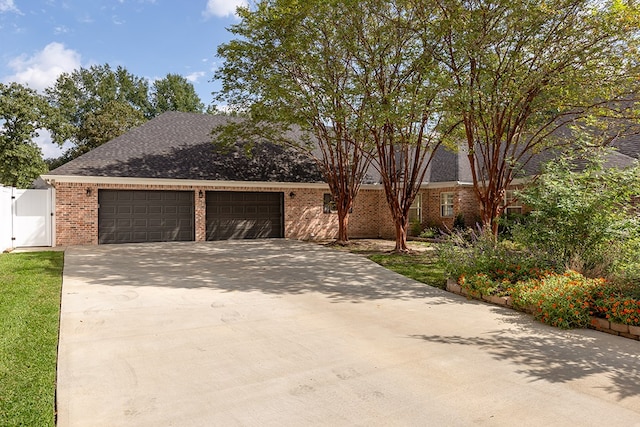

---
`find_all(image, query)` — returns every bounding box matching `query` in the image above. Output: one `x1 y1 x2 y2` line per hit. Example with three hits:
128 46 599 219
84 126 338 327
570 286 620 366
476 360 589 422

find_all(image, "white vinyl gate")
0 187 54 250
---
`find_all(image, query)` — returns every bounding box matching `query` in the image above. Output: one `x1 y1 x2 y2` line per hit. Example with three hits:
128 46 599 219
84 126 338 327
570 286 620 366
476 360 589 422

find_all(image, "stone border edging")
446 279 640 341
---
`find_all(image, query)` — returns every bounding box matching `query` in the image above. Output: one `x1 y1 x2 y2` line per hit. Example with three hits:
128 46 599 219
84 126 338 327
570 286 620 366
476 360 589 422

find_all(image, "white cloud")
185 71 205 83
53 25 69 34
33 130 72 159
4 42 82 93
202 0 247 18
0 0 20 13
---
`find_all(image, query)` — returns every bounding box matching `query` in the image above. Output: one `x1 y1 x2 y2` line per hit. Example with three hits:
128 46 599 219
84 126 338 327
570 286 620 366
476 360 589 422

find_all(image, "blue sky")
0 0 247 158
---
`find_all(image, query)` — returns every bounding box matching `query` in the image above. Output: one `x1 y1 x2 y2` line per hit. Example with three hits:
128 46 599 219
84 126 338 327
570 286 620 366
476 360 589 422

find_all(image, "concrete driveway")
57 240 640 426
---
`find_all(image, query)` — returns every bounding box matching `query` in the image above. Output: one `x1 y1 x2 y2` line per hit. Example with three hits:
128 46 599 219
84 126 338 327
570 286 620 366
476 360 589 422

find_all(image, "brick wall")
55 182 99 245
53 180 482 246
53 181 385 246
424 186 480 230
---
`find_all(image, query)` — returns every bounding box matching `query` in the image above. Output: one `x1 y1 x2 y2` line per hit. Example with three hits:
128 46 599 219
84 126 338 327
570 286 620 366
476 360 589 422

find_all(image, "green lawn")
368 252 446 289
0 251 63 427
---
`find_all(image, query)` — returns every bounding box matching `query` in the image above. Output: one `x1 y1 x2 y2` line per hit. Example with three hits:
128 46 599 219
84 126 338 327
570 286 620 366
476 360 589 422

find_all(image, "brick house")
37 111 489 246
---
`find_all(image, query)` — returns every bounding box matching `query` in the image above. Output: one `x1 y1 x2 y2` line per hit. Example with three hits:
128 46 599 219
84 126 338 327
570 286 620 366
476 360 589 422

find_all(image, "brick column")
195 189 206 241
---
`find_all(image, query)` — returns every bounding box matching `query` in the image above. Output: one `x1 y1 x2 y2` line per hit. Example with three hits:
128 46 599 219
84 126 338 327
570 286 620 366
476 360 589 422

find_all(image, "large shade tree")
423 0 640 235
45 65 206 163
46 64 152 157
0 83 60 187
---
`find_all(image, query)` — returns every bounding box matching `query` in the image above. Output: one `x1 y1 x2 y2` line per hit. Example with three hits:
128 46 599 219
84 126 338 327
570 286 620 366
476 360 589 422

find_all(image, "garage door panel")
206 191 283 240
117 205 132 215
99 190 194 244
148 206 162 215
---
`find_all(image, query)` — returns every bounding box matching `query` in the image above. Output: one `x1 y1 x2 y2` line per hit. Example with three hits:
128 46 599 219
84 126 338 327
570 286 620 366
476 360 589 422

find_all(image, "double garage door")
98 190 283 244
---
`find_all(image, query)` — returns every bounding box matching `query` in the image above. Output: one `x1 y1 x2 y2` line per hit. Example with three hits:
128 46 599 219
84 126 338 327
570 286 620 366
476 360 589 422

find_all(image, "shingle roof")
50 111 635 185
47 111 324 183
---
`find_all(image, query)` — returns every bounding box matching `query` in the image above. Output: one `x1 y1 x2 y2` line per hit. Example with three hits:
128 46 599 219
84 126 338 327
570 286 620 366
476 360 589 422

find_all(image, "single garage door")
206 191 283 240
98 190 194 244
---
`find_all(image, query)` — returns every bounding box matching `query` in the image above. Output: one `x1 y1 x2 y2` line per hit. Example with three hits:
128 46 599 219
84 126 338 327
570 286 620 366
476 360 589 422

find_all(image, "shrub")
512 154 640 277
409 220 422 237
511 271 605 329
592 288 640 326
459 273 510 296
438 227 554 285
419 227 440 239
453 213 466 230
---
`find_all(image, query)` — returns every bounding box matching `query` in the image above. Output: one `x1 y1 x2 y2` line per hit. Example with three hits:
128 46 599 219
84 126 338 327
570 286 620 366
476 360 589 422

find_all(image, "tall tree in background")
425 0 640 235
45 65 205 164
0 83 60 187
46 64 152 157
151 74 205 114
215 0 377 244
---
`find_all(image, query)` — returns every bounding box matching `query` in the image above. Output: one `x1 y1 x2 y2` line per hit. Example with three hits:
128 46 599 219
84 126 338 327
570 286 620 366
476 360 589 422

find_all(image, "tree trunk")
480 198 501 239
336 209 350 245
393 216 409 253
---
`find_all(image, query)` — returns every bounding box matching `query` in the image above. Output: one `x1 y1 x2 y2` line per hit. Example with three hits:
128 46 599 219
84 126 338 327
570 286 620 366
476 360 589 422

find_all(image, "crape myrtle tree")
0 83 62 187
350 1 455 252
215 0 452 248
214 0 377 244
422 0 640 235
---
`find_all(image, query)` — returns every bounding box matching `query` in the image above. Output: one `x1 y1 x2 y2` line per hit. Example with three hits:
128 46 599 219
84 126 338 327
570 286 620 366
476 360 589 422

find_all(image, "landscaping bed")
446 278 640 340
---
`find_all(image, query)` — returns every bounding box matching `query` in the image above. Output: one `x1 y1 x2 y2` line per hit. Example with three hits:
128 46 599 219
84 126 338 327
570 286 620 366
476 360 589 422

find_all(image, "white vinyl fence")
0 186 54 250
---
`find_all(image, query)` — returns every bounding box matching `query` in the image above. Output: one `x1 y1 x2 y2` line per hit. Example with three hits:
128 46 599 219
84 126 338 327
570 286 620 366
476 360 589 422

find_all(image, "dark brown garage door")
206 191 283 240
98 190 194 244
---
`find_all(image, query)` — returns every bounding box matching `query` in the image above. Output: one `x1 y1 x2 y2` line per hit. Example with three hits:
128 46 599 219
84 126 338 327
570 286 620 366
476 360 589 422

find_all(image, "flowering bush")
592 292 640 326
511 271 605 329
459 273 502 296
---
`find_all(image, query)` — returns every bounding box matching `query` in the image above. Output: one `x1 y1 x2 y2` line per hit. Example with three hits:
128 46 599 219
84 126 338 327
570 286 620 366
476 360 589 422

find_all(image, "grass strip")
368 252 446 289
0 251 64 427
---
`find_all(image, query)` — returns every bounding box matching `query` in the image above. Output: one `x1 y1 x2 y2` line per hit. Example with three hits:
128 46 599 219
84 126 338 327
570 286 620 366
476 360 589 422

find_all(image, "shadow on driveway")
59 239 640 425
64 239 458 303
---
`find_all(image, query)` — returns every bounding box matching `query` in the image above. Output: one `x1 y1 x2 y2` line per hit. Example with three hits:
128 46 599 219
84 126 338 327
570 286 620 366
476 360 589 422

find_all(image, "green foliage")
151 74 205 114
45 64 152 157
73 100 147 155
215 0 455 248
419 227 439 239
0 83 54 187
512 154 640 277
45 66 204 165
592 290 640 326
453 213 466 230
0 251 63 426
438 227 554 286
425 0 640 232
458 273 506 297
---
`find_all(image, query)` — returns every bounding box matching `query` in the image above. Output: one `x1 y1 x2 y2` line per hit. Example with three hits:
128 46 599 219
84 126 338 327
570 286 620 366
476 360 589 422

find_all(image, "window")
409 194 422 223
323 193 352 214
323 193 337 214
504 190 522 215
440 192 454 217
